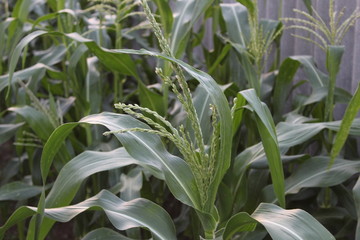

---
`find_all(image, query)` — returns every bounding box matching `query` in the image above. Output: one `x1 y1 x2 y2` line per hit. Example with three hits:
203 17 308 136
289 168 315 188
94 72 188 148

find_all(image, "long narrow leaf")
353 176 360 239
263 157 360 203
251 203 335 240
0 190 176 240
330 82 360 166
239 89 285 208
80 113 201 209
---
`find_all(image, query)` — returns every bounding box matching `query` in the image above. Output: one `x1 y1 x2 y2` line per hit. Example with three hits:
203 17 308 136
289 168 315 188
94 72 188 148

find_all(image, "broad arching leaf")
0 190 176 240
81 113 202 209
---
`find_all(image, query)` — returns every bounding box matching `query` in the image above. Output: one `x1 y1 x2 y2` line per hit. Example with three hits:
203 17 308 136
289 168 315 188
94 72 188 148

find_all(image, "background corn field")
0 0 360 239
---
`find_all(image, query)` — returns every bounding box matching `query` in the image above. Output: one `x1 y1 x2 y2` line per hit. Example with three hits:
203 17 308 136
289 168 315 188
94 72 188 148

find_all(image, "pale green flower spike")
104 0 221 206
283 0 360 52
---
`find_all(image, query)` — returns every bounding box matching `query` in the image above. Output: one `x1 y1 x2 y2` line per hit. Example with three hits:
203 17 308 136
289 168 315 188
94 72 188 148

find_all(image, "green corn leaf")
273 58 301 121
12 0 33 22
239 89 285 208
208 44 232 75
0 181 43 201
7 31 138 98
0 63 66 92
330 82 360 166
76 48 232 213
290 55 327 89
232 93 246 136
0 123 24 145
41 147 161 239
171 0 215 58
223 203 335 239
86 56 102 114
235 119 360 170
81 113 202 209
325 45 345 121
7 30 47 97
223 212 257 240
82 228 134 240
0 190 176 240
9 106 54 141
353 176 360 239
236 0 255 17
40 123 78 184
220 3 250 47
32 9 77 30
302 0 313 13
153 0 173 37
7 30 232 214
186 85 213 144
252 203 335 240
263 157 360 203
138 81 166 117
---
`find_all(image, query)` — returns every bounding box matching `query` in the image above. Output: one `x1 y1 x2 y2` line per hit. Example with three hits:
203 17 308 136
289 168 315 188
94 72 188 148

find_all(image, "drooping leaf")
263 157 360 203
0 190 176 240
82 228 134 240
251 203 335 240
81 113 201 209
0 63 64 92
290 56 327 89
223 203 335 240
7 31 138 97
41 147 161 238
8 31 232 213
0 181 43 201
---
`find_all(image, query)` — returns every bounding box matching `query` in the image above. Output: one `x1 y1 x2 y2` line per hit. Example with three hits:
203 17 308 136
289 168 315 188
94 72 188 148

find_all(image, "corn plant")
0 0 360 239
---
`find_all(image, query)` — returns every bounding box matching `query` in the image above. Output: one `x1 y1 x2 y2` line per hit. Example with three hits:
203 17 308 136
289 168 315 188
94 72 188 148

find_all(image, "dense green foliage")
0 0 359 239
